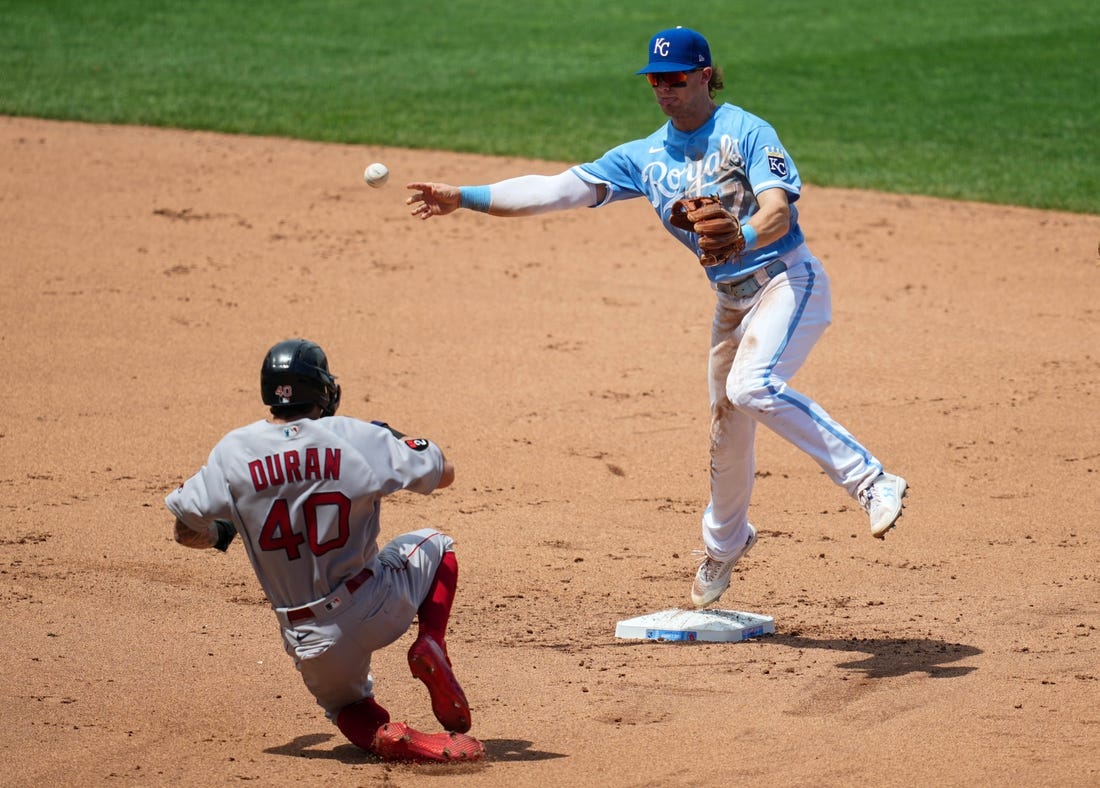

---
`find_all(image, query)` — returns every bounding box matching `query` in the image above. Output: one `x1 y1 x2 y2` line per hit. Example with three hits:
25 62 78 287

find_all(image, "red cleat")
408 636 471 733
370 722 485 763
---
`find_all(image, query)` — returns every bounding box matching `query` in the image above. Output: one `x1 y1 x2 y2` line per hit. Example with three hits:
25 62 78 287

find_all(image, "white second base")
615 608 775 643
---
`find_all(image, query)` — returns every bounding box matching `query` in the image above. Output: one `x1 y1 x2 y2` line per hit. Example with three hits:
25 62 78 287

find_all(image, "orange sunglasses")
645 69 701 88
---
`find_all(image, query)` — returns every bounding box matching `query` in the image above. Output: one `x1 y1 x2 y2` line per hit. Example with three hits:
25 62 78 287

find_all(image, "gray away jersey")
165 416 445 608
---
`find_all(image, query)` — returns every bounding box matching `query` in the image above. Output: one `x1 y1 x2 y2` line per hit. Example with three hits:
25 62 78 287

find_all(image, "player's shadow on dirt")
264 734 371 762
265 733 566 763
480 738 568 762
769 633 981 678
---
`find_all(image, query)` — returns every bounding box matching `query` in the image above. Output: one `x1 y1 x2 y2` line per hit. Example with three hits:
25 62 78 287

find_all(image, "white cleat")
859 473 908 538
690 525 758 608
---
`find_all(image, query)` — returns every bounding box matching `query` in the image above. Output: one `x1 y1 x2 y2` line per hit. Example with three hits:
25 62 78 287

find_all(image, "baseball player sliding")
166 339 483 763
406 26 908 609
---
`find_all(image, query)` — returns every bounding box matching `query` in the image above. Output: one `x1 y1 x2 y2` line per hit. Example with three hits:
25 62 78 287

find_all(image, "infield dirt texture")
2 116 1098 786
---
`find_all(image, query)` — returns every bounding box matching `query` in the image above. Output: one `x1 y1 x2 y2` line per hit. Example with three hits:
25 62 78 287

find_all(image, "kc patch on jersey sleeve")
767 147 788 177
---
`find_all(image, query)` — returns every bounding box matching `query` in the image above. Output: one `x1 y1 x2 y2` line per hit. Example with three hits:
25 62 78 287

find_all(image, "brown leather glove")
669 195 746 267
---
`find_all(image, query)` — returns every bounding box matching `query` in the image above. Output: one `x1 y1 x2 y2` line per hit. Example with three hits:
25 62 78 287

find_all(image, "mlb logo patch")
767 148 788 177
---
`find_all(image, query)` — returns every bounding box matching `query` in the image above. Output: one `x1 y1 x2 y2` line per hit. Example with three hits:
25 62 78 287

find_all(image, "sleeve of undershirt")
488 170 598 215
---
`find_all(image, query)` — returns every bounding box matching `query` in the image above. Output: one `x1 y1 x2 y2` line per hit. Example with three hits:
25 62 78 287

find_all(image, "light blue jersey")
573 103 805 283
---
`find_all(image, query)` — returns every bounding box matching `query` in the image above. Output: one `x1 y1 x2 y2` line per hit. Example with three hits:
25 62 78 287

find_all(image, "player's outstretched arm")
407 171 600 220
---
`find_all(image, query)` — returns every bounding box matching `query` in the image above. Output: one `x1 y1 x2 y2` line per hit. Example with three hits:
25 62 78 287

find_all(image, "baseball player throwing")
406 27 908 609
165 339 484 763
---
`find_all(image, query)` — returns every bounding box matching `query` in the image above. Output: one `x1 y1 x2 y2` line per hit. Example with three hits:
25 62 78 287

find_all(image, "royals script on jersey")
165 417 445 608
573 103 806 282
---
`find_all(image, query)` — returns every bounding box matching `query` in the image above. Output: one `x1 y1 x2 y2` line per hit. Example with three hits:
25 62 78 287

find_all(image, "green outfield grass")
1 1 1096 213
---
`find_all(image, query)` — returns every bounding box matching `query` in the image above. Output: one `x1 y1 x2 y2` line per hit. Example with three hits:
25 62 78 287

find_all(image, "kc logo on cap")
637 26 712 74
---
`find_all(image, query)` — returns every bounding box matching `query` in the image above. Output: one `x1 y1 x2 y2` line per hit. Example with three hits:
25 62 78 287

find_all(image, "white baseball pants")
705 246 883 559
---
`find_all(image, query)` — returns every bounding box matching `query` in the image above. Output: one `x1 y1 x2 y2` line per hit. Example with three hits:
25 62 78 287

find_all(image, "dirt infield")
2 115 1097 787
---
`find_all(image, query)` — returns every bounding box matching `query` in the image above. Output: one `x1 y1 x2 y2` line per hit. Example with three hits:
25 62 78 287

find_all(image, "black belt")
715 260 788 298
285 566 373 623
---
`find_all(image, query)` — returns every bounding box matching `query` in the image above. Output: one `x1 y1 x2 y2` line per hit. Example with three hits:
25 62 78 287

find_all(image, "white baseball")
364 162 389 188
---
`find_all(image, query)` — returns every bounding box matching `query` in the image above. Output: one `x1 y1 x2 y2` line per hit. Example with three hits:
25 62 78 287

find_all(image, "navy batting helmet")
260 339 341 417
